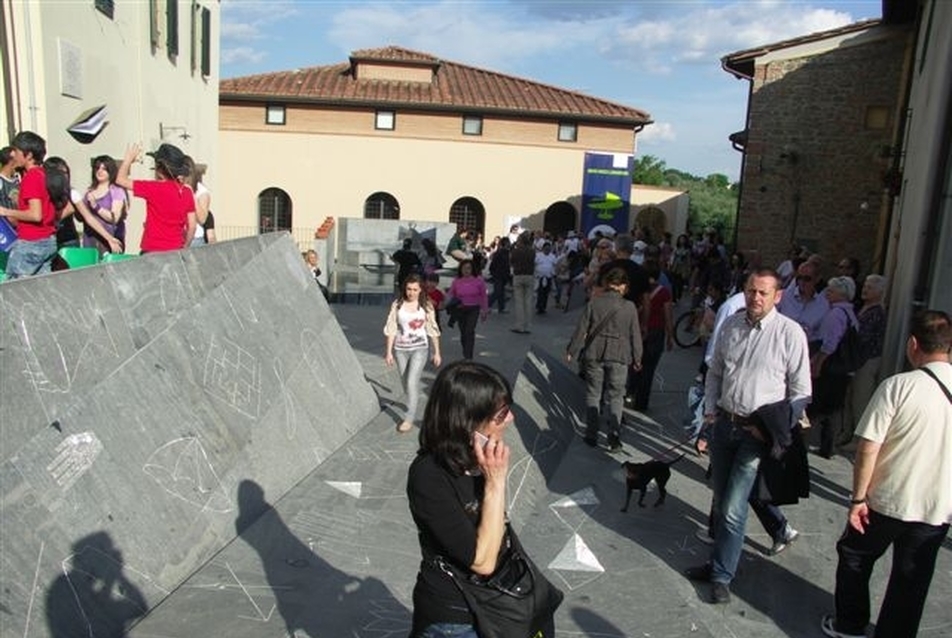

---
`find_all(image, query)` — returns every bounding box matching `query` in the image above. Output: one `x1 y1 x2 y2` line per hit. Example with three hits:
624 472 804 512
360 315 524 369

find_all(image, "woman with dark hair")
445 259 488 359
45 157 122 259
420 237 445 276
407 361 554 637
83 155 128 254
384 273 442 433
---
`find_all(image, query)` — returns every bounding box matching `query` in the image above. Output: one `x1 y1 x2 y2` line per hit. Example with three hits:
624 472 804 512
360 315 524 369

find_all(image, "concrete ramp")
123 345 585 638
0 234 378 638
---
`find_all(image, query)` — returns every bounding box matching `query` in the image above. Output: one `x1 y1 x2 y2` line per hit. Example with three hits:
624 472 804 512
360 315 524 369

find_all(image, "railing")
214 226 317 253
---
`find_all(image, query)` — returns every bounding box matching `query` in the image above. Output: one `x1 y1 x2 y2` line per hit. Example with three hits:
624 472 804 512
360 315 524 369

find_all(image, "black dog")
621 454 685 511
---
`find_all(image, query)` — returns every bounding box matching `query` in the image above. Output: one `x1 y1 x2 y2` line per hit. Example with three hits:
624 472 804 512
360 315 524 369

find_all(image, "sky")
219 0 883 181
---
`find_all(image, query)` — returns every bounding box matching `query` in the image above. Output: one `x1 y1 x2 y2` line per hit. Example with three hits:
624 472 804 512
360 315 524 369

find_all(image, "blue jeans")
418 623 478 638
709 416 766 584
395 347 428 422
5 236 56 278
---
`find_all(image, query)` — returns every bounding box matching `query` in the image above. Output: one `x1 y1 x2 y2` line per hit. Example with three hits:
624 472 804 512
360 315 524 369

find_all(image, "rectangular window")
167 0 179 56
95 0 115 19
190 1 198 73
201 7 211 77
266 105 286 125
462 115 483 136
150 0 161 48
558 122 577 142
375 110 395 130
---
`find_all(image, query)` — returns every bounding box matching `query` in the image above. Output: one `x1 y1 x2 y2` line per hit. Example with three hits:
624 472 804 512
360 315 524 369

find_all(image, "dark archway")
364 192 400 219
449 196 485 237
258 187 292 233
543 201 577 238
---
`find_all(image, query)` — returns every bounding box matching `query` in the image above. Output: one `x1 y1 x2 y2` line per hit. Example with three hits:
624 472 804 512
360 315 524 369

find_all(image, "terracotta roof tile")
221 46 650 124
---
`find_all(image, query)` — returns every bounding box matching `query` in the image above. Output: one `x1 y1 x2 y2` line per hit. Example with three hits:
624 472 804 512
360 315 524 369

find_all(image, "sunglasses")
491 405 512 425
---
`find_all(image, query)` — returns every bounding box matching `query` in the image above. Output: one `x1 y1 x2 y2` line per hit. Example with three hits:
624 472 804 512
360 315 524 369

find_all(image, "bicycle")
673 306 705 348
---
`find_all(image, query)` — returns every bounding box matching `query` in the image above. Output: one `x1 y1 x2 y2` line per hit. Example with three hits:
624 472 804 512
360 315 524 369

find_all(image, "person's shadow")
235 479 409 637
45 531 147 638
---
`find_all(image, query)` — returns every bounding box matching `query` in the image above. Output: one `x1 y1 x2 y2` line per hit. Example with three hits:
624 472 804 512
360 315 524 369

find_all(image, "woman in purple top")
446 260 488 360
83 155 127 255
810 276 859 457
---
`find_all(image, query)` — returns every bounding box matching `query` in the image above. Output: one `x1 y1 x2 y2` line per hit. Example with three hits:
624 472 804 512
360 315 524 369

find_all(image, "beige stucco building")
1 0 220 253
217 46 652 259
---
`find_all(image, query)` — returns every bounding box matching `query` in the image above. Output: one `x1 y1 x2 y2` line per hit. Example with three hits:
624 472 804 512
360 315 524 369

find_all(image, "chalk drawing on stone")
272 358 298 440
360 598 412 637
203 335 261 418
221 289 259 331
326 481 362 498
300 328 346 411
507 431 559 514
224 562 277 622
48 432 104 491
143 437 232 513
158 265 188 314
11 308 72 395
549 487 600 533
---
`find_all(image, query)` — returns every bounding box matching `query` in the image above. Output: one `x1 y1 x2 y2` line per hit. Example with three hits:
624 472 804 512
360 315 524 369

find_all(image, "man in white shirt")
821 310 952 638
534 241 559 314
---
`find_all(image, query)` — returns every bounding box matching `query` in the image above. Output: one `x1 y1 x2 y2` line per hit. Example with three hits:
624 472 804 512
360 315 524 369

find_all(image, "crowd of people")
382 223 948 638
0 131 216 279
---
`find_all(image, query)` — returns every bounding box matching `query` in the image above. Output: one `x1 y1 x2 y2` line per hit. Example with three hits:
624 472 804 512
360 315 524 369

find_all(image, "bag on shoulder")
824 321 863 375
435 523 563 638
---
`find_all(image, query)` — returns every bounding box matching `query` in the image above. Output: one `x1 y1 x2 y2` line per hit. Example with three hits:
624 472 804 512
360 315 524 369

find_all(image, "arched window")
258 188 292 233
543 201 578 237
364 192 400 219
449 197 485 237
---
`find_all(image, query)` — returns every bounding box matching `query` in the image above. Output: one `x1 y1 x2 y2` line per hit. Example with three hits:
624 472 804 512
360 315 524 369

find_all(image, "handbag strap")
920 365 952 405
583 302 622 351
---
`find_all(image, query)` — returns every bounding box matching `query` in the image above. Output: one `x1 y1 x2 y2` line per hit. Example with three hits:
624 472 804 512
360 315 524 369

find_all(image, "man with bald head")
779 260 830 351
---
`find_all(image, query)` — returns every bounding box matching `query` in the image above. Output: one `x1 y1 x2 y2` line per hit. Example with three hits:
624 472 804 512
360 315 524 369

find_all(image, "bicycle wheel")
674 310 701 348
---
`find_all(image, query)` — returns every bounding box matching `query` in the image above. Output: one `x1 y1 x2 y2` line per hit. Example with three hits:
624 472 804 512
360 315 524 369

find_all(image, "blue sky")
220 0 883 181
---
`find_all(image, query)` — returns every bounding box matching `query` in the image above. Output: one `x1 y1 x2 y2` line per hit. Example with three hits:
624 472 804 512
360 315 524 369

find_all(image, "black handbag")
434 523 563 638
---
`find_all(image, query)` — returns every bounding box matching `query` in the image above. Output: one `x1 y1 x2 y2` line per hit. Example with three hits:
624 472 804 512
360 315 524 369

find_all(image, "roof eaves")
219 94 651 126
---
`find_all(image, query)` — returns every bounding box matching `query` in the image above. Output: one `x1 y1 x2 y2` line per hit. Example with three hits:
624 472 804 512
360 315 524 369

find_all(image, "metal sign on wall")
580 153 633 238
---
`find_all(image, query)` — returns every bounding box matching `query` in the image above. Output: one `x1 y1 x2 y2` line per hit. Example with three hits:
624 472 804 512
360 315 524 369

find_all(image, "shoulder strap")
584 302 622 350
920 366 952 405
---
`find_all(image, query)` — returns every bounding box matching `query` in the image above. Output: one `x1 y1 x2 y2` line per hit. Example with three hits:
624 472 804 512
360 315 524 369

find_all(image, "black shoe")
607 437 623 452
583 436 597 447
711 582 731 604
684 564 712 582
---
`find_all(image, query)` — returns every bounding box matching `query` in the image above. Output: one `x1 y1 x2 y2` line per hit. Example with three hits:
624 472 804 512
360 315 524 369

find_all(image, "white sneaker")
820 614 866 638
695 529 714 545
768 525 799 556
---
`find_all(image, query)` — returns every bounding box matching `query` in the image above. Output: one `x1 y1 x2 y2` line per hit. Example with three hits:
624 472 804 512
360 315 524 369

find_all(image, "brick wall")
736 30 909 276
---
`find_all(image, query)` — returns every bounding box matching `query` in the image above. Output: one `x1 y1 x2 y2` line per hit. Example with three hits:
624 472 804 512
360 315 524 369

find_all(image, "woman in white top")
384 273 442 433
185 159 214 247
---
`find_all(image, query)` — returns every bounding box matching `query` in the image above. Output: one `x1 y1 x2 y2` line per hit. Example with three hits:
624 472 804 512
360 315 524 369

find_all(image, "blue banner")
580 153 633 238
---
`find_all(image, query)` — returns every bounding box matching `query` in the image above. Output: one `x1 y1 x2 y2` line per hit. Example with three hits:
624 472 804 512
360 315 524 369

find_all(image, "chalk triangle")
549 533 604 573
550 487 599 508
326 481 362 498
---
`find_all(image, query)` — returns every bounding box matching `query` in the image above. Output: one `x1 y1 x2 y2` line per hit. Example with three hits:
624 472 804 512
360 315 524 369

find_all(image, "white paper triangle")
326 481 362 498
550 486 599 508
548 533 604 572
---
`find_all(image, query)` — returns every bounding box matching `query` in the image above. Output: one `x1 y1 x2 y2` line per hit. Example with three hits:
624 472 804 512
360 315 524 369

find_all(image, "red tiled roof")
220 46 651 125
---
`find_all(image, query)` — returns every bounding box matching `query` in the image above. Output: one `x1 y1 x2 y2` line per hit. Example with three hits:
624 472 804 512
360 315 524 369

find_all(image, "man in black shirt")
392 238 422 289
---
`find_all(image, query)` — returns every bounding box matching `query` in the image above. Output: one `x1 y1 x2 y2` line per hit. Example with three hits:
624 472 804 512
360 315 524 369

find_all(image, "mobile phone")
474 431 491 450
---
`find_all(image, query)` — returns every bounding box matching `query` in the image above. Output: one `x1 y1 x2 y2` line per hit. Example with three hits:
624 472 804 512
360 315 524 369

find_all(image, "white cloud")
221 46 267 66
638 122 677 144
221 22 261 40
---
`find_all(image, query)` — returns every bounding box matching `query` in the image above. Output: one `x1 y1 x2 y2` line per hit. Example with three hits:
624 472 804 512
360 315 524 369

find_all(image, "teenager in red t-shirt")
116 142 196 253
0 131 57 278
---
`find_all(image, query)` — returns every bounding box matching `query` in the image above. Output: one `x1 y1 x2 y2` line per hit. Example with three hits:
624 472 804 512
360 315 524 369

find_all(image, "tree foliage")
632 155 739 242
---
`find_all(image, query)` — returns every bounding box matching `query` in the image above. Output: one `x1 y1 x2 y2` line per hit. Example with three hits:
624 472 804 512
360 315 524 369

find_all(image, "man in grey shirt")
685 268 811 604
